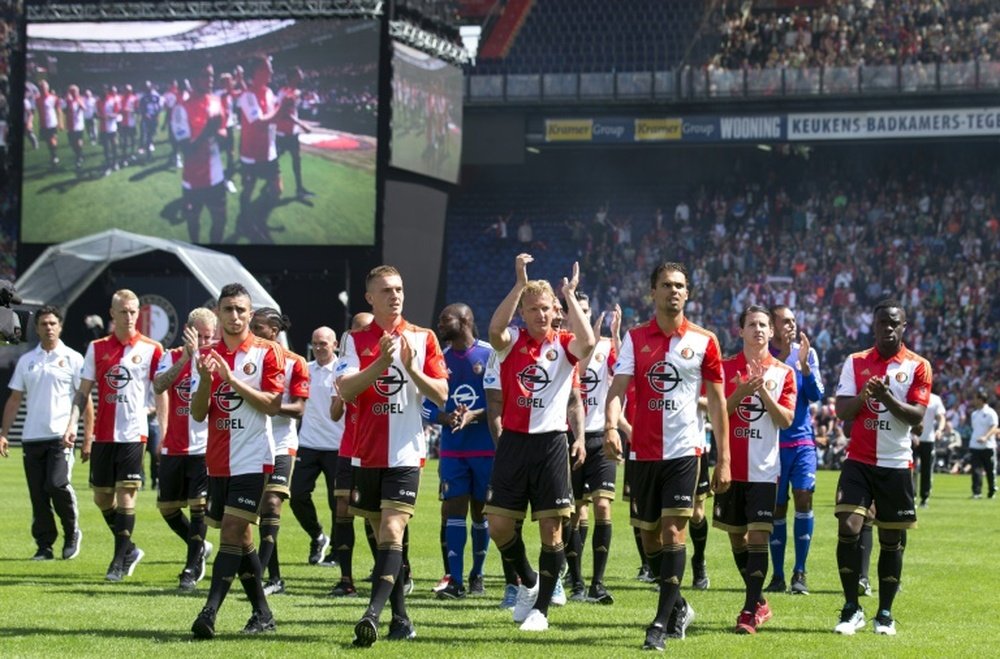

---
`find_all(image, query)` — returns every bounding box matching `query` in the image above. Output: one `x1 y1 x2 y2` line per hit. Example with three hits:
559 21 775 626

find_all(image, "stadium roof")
14 229 280 311
27 20 295 53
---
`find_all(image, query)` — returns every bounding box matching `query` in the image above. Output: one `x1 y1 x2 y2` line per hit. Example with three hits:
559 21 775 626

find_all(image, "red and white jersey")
614 318 723 461
271 348 309 456
64 96 86 132
171 93 226 189
581 337 616 433
836 345 932 469
82 333 163 444
36 92 60 129
156 348 207 455
336 318 447 468
192 335 285 477
122 93 139 127
275 86 300 136
9 341 85 441
339 401 358 458
221 90 240 128
497 327 579 434
99 95 120 133
724 353 796 483
238 86 278 163
298 358 344 451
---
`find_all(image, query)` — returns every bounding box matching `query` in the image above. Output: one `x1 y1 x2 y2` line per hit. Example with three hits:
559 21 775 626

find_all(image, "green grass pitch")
0 453 996 657
19 129 375 246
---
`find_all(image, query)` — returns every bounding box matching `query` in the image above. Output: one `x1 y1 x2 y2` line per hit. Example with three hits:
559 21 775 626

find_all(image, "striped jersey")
836 344 932 469
614 318 723 461
156 347 207 455
193 335 285 477
238 86 278 163
171 93 226 190
422 340 495 457
82 333 163 444
271 348 310 456
496 327 579 434
336 319 448 468
724 352 796 483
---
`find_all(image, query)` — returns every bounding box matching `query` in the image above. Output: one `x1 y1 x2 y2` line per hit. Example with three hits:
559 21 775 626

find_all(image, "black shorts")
207 473 267 527
157 454 208 509
484 430 573 521
290 447 338 500
334 454 354 498
69 130 84 144
571 431 617 504
349 466 420 520
712 481 777 534
264 454 295 498
241 159 280 181
835 459 917 530
182 183 226 214
696 452 712 500
276 133 300 156
89 442 145 492
628 456 699 531
622 435 633 501
41 126 58 141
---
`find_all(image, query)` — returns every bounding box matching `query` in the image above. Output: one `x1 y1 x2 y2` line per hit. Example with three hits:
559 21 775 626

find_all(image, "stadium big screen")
22 18 379 246
390 41 463 184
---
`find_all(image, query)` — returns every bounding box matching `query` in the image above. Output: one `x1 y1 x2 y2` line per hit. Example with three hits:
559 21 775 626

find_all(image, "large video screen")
390 41 463 184
22 19 379 246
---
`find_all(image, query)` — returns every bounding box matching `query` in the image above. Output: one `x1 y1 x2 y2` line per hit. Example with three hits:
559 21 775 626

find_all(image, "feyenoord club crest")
243 362 258 375
895 371 909 383
680 347 694 360
472 362 484 374
138 294 179 346
545 349 558 361
764 379 777 391
131 353 142 364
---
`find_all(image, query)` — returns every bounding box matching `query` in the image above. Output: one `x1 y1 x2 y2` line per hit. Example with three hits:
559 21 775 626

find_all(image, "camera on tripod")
0 279 23 344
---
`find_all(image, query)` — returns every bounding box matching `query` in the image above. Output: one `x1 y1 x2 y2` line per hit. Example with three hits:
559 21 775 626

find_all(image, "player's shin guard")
837 532 862 605
257 516 280 574
238 544 272 616
535 542 565 615
653 544 685 627
498 533 537 588
689 518 708 566
445 517 468 585
732 545 749 587
206 543 243 610
187 507 207 569
877 540 903 613
744 543 768 610
113 507 136 563
335 517 355 580
471 519 489 577
793 511 814 573
646 548 665 582
592 520 612 584
101 505 118 535
769 518 787 579
366 543 404 621
163 509 191 542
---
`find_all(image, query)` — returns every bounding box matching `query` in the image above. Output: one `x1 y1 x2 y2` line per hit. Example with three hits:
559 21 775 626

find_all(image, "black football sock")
335 517 356 581
163 509 191 542
534 542 565 615
498 533 537 588
837 532 862 606
744 543 768 611
591 520 612 584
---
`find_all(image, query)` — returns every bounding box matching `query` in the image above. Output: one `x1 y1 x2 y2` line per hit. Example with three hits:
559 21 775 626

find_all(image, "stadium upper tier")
27 20 295 53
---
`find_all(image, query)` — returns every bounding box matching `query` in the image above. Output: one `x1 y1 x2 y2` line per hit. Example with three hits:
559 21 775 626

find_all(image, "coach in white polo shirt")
1 306 93 560
969 389 998 500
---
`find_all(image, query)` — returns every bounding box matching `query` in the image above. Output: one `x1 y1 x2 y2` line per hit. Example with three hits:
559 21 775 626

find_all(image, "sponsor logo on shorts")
237 496 257 507
555 497 572 506
398 489 417 498
756 510 774 518
897 508 915 516
673 494 692 503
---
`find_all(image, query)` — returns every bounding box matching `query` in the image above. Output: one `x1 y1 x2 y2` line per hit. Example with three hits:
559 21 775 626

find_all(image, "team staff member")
833 299 930 637
2 306 91 560
152 308 218 591
604 262 730 651
190 283 285 639
766 305 824 595
337 266 448 647
715 305 795 635
423 303 494 600
485 254 594 633
64 289 164 582
968 388 998 500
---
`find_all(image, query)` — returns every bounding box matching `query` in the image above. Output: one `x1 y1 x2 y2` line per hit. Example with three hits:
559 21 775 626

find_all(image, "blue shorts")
777 444 817 505
439 455 494 502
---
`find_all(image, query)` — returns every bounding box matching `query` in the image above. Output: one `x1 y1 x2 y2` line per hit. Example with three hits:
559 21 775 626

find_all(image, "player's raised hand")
514 253 533 285
182 325 198 358
378 332 398 368
593 311 606 336
610 304 622 338
798 331 811 369
561 261 580 298
397 334 418 374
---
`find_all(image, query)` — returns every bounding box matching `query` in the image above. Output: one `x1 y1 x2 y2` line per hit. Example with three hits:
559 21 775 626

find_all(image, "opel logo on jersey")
451 383 480 409
581 367 600 394
374 365 407 397
213 382 244 412
518 364 551 393
866 397 887 415
175 375 193 402
737 395 767 423
646 360 681 393
105 364 133 390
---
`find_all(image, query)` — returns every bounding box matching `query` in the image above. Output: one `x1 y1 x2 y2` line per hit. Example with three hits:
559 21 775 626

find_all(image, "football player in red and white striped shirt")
603 263 730 651
716 305 796 635
484 253 595 633
832 300 930 637
275 65 315 199
152 307 218 591
337 266 448 646
249 308 310 596
64 289 164 582
35 79 61 167
190 283 285 639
